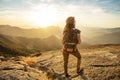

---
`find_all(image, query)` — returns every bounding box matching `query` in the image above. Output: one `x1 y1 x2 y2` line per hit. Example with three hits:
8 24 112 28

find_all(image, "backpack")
63 28 78 45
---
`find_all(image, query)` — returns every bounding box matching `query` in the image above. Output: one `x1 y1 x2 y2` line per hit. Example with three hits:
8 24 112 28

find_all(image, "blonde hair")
64 16 75 32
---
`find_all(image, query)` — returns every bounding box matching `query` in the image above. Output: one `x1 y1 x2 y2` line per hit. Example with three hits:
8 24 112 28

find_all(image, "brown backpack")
63 28 79 52
63 28 78 45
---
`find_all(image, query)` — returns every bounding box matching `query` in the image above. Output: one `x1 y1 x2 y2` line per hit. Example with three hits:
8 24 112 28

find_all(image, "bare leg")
63 49 69 76
70 49 81 72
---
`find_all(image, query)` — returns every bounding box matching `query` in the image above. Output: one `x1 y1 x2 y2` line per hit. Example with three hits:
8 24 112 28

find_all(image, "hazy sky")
0 0 120 28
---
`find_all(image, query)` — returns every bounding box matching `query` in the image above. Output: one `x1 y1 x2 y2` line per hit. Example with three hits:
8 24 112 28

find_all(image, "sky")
0 0 120 28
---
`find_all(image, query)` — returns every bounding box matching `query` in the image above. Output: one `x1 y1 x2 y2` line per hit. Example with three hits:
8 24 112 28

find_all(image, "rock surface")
0 60 47 80
0 45 120 80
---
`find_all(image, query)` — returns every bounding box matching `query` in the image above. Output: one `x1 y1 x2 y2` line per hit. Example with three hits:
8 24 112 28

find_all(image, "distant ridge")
0 25 120 47
0 34 62 57
0 25 62 38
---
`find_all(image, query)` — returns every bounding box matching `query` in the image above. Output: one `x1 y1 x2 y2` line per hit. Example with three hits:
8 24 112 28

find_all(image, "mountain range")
0 25 120 56
0 33 62 56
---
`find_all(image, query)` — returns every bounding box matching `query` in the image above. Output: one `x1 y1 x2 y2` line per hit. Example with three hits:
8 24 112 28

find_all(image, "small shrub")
22 57 37 67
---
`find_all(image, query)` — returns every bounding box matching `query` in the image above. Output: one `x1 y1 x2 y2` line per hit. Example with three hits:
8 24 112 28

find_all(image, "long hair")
63 16 75 33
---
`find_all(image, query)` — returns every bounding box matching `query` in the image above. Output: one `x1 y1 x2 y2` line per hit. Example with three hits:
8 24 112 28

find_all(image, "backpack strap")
65 43 76 45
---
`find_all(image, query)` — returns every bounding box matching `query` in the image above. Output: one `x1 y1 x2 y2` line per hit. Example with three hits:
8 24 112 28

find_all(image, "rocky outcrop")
0 60 48 80
0 45 120 80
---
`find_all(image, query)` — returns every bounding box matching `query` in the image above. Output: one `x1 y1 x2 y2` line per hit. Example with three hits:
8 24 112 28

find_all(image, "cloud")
95 0 120 14
0 0 119 14
0 0 120 27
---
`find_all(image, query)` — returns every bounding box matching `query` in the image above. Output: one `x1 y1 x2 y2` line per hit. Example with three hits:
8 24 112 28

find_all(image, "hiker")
62 16 82 77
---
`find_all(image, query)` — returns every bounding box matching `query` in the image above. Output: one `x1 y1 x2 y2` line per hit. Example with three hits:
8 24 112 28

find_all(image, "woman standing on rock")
62 16 82 78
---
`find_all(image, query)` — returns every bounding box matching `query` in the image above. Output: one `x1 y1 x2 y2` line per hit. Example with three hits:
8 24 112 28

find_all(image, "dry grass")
22 57 37 67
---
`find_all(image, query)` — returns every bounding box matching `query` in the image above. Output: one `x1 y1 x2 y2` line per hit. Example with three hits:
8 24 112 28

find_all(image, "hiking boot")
77 68 84 75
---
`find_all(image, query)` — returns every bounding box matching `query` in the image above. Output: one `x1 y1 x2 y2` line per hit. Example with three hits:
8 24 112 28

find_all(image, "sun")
30 7 58 27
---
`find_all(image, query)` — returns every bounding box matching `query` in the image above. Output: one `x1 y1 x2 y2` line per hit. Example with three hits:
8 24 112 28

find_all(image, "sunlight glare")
31 7 58 27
